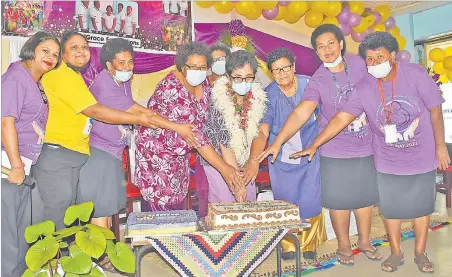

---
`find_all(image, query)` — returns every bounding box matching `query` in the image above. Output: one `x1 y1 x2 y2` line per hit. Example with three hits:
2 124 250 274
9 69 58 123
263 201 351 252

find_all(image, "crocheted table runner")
149 229 288 277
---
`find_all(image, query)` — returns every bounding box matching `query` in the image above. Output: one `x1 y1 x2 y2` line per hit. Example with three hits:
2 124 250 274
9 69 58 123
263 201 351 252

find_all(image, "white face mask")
232 81 252 96
186 70 207 86
113 70 133 83
323 55 343 68
367 61 392 79
211 60 226 75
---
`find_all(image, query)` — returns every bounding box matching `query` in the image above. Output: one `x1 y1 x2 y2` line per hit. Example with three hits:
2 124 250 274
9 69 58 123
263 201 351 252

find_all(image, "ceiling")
364 1 422 12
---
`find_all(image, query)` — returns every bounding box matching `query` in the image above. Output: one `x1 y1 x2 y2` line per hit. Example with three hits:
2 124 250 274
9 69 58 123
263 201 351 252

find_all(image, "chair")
111 147 142 241
255 158 271 194
185 152 197 210
436 165 452 208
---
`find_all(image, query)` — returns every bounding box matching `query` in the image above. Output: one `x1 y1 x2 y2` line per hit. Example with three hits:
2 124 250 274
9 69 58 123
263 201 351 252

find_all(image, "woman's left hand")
436 144 451 170
241 160 260 186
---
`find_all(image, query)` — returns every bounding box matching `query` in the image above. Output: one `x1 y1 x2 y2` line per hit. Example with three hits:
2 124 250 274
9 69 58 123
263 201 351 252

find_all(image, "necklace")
228 86 253 130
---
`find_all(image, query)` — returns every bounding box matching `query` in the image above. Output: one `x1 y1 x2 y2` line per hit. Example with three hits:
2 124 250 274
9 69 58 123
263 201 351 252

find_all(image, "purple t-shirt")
343 62 445 175
89 69 135 159
302 55 372 158
1 61 48 164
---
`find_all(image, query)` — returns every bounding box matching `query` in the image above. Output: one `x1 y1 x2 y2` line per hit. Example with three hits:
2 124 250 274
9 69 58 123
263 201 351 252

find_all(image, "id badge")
383 124 398 144
82 118 94 135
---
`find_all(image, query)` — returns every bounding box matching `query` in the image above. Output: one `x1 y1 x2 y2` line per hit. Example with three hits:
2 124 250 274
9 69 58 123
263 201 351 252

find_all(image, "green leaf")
75 229 106 259
53 274 63 277
64 202 94 226
80 266 104 277
53 226 83 241
105 241 135 273
60 245 93 274
59 242 69 249
42 259 57 271
24 221 56 243
25 236 59 271
21 269 48 277
85 224 115 240
66 273 80 277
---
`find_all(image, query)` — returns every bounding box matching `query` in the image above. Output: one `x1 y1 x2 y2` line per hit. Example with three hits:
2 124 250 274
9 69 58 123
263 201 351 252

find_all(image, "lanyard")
331 61 353 96
377 64 397 125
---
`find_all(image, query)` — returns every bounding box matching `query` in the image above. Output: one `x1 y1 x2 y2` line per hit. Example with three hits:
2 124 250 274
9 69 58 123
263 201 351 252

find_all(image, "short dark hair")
359 32 399 59
175 42 211 71
100 38 134 69
267 48 295 70
311 24 346 56
106 5 113 11
61 30 88 54
127 6 132 9
118 3 123 8
226 50 258 75
209 43 231 58
19 31 61 68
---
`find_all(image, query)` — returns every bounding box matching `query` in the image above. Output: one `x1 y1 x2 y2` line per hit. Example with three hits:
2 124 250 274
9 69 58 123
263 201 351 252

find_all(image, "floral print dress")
134 72 210 211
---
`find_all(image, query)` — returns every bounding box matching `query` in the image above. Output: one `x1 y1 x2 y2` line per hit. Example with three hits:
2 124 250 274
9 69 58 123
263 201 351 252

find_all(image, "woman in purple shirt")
258 24 381 265
299 32 450 273
1 32 60 277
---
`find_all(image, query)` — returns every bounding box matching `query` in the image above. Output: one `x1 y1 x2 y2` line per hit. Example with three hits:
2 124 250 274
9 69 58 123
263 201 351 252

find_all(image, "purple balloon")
396 50 411 62
339 23 352 36
384 16 396 30
372 11 381 25
262 6 279 20
337 5 350 25
348 13 362 28
278 1 291 6
351 31 366 42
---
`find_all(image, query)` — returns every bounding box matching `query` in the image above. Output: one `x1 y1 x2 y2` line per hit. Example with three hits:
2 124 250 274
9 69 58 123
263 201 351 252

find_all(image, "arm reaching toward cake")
242 124 270 186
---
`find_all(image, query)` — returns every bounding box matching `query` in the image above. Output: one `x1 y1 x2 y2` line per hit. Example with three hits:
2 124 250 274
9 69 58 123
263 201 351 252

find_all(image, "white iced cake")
127 210 198 236
206 200 301 230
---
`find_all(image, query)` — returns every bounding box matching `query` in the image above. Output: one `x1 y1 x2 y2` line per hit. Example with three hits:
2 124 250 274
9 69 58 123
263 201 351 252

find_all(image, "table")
128 223 310 277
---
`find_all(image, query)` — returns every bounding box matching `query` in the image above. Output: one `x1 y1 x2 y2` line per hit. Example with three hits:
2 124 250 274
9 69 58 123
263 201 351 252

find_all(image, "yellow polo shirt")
41 61 97 155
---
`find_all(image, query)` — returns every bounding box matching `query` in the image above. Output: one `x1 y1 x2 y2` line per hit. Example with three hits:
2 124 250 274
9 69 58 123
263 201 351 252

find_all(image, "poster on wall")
1 0 193 53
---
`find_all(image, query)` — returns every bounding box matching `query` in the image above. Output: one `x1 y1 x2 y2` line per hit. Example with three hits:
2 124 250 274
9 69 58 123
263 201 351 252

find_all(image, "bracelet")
11 163 25 170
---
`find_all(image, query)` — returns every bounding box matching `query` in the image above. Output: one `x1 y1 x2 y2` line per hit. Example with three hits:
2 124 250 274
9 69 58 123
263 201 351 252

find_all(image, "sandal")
336 250 354 266
414 253 435 273
99 256 118 273
381 253 404 272
358 244 383 261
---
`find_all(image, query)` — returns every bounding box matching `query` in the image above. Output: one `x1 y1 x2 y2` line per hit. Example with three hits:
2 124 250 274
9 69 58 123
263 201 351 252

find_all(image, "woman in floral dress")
135 42 242 211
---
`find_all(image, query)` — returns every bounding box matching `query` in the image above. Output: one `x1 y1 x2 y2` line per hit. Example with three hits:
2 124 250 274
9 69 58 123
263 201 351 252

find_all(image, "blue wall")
412 3 452 40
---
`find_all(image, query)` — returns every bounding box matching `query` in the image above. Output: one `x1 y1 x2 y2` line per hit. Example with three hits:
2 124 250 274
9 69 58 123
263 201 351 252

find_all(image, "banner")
1 0 192 53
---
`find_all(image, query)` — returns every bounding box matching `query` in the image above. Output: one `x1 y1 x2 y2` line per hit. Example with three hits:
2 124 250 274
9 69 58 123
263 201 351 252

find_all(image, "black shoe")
282 251 296 260
303 250 317 260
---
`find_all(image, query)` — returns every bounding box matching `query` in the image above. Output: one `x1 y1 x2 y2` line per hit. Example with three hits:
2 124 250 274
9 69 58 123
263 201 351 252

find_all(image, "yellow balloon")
352 18 368 33
322 16 339 27
245 5 262 20
304 10 324 28
439 74 450 84
214 1 234 14
375 5 391 22
446 71 452 82
372 23 386 32
235 1 255 16
196 1 213 8
429 48 445 63
443 56 452 71
258 1 278 10
283 11 301 24
349 1 365 15
445 46 452 57
364 13 375 27
324 1 342 17
396 36 406 50
389 26 400 37
287 1 308 18
273 6 287 21
433 62 447 75
310 1 328 13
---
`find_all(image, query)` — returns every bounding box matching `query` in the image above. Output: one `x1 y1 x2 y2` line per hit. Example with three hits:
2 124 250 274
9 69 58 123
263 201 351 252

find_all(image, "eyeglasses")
37 83 48 104
185 64 208 71
231 76 255 83
213 56 226 62
271 65 292 75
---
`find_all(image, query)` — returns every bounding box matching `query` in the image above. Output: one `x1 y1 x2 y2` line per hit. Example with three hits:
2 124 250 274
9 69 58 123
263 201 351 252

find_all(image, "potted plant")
22 202 135 277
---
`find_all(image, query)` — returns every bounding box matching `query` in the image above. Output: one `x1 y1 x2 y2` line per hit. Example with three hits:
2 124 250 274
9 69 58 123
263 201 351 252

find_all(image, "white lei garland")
211 76 268 167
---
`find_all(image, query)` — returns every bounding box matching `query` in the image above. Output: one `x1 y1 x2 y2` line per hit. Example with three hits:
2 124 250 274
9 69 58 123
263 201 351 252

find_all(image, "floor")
107 192 452 277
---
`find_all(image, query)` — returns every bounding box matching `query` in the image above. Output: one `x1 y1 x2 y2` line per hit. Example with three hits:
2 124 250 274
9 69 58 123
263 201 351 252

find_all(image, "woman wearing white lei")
201 50 268 202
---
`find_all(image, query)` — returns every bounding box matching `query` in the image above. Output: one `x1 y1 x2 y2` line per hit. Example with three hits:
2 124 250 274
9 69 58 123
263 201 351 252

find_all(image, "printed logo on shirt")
376 95 421 148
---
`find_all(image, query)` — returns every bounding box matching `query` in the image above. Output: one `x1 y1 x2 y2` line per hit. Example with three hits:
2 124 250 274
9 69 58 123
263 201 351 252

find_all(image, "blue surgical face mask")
323 55 343 68
113 70 133 82
211 60 226 75
232 81 252 96
186 70 207 86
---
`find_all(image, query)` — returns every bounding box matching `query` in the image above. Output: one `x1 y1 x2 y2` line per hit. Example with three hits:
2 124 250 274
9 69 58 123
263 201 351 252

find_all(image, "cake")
206 200 301 230
127 210 198 236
